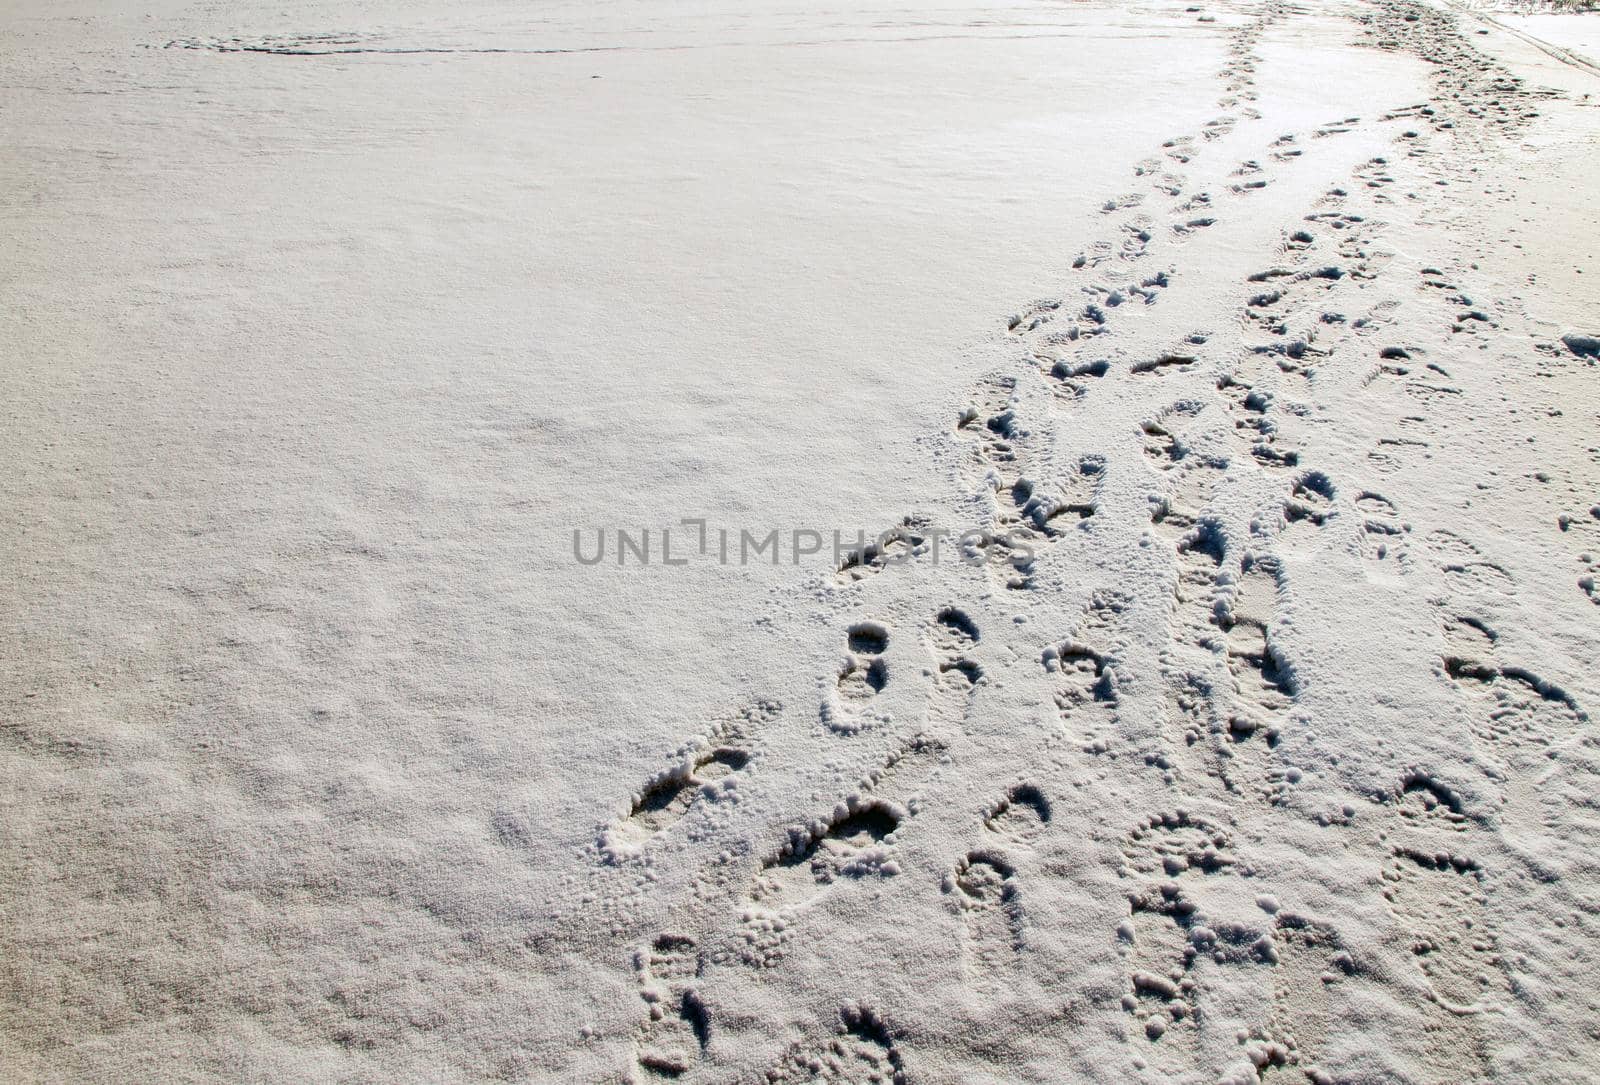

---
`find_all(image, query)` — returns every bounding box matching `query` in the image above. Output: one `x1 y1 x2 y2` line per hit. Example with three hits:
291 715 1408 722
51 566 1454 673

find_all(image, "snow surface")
3 0 1599 1082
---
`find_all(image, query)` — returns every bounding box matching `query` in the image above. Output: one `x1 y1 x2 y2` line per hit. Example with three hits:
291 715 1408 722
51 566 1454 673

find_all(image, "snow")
3 0 1599 1082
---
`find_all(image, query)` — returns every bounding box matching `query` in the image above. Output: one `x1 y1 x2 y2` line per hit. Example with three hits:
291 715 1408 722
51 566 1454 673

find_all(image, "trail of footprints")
848 0 1362 592
1216 183 1390 474
599 3 1594 1079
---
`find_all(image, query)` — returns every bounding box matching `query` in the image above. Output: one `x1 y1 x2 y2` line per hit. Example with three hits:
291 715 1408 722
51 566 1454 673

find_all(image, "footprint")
828 622 891 734
948 785 1049 990
1425 528 1482 564
1281 470 1335 548
1121 217 1155 260
747 799 905 916
1131 352 1199 377
1402 377 1463 410
1381 846 1501 1013
1385 770 1471 835
1380 847 1497 1077
928 608 982 728
983 783 1050 847
1242 263 1347 348
1172 522 1225 644
1121 809 1237 880
962 530 1040 592
957 375 1043 532
1043 591 1130 755
1122 881 1277 1048
1028 291 1112 345
1071 238 1117 271
1019 454 1103 537
1141 417 1184 473
1117 813 1266 1048
1041 355 1110 401
1150 457 1226 541
1165 666 1280 804
1143 402 1224 539
1312 116 1358 138
1442 657 1586 754
767 1004 906 1085
1446 611 1593 851
633 934 711 1079
958 377 1094 586
1128 269 1173 305
605 705 771 852
932 606 979 652
835 516 933 583
1354 155 1396 197
1162 673 1222 791
1171 215 1216 239
740 792 909 969
1006 298 1062 336
1357 490 1408 564
1201 115 1237 141
1217 374 1298 469
1265 914 1354 1079
1150 172 1185 197
1426 530 1515 597
1222 557 1293 777
947 850 1023 985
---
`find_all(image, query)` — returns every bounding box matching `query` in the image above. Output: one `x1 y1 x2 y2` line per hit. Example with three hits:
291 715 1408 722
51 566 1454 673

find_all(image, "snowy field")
3 0 1599 1081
